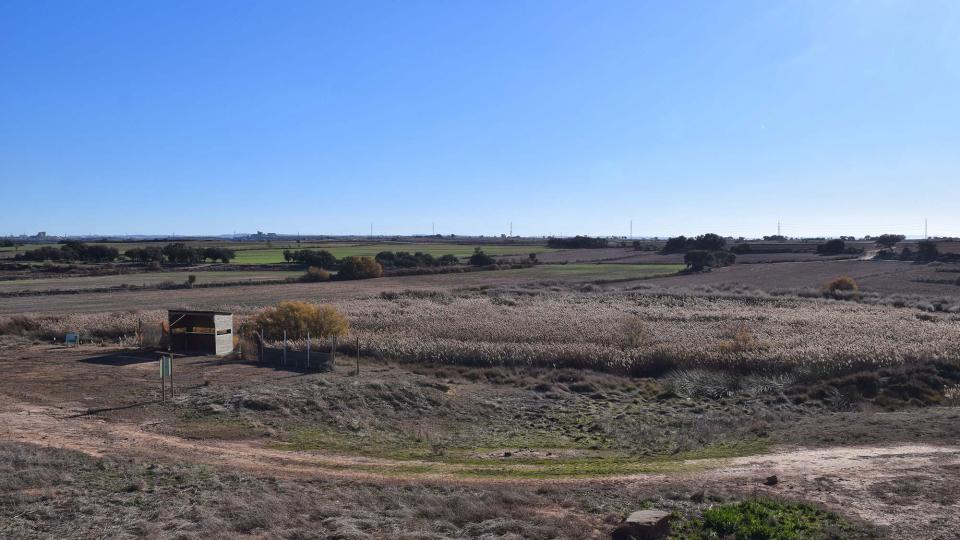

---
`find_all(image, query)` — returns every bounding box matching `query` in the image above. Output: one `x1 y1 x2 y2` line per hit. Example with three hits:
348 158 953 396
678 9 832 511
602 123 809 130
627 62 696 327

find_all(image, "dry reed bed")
327 291 960 375
3 289 959 375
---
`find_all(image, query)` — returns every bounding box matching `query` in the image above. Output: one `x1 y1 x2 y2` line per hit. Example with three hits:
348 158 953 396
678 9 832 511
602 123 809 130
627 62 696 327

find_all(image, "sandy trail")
3 398 959 537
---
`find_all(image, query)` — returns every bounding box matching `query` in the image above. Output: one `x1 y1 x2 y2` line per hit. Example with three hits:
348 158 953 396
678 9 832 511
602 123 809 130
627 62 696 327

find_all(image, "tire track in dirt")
3 398 959 536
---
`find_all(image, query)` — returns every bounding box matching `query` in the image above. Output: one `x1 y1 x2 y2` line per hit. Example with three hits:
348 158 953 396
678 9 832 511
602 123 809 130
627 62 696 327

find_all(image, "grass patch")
270 426 771 479
503 263 684 281
671 499 871 539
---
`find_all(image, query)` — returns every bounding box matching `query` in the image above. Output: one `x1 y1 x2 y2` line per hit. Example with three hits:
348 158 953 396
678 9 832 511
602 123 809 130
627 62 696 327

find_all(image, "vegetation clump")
337 256 383 280
300 266 331 282
283 249 336 269
468 248 495 266
375 251 459 268
671 500 866 539
253 301 348 340
684 250 736 272
824 276 858 294
17 241 119 263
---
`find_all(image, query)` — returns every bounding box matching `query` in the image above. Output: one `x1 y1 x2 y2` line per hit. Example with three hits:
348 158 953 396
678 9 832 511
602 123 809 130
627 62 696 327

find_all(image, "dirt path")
3 398 958 536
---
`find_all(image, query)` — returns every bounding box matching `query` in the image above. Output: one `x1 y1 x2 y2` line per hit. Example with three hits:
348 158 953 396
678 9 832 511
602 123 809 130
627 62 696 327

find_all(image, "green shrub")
674 500 863 539
468 248 495 266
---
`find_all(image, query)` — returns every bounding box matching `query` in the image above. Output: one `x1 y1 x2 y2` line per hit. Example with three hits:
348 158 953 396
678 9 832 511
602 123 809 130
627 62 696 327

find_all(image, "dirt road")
2 397 958 537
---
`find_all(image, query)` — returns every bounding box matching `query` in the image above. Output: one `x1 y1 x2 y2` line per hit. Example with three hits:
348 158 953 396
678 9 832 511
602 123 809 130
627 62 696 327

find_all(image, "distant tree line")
547 236 609 249
16 241 120 263
662 233 727 253
284 249 337 268
126 244 235 264
375 251 460 268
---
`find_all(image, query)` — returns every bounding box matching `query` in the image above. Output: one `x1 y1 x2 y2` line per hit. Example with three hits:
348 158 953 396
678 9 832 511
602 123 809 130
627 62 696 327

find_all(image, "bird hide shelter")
168 310 233 356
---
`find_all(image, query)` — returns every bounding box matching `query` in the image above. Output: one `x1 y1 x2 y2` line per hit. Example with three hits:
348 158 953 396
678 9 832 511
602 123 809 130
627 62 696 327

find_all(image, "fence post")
306 331 311 370
331 336 337 365
283 330 287 366
356 336 360 376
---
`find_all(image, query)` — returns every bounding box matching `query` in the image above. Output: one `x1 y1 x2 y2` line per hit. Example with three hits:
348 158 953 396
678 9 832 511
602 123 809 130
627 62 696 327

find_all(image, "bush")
685 500 860 539
253 301 348 340
438 254 460 266
469 248 495 266
817 239 846 255
337 256 383 280
825 276 858 292
300 266 331 282
917 240 939 261
684 250 735 271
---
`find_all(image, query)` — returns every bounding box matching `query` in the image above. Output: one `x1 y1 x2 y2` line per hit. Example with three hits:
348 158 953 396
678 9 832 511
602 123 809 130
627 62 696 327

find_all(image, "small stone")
503 451 512 457
611 509 671 540
764 475 779 486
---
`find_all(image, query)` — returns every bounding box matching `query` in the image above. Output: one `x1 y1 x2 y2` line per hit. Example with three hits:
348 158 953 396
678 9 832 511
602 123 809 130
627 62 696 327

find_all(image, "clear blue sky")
2 1 958 238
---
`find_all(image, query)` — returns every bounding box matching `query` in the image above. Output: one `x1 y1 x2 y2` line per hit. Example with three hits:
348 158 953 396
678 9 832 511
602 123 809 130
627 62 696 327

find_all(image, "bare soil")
1 343 959 538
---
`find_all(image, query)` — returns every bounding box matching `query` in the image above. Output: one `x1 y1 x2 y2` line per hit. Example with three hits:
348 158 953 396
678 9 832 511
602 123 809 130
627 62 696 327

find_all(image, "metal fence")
253 331 337 371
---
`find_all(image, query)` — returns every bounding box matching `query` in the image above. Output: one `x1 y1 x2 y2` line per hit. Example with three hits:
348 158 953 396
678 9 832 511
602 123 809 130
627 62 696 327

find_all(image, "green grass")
270 426 770 479
671 500 867 539
504 263 684 281
0 270 302 293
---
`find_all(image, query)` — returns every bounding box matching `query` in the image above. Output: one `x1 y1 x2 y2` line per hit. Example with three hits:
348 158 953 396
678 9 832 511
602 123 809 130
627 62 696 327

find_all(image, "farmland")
0 240 557 263
1 253 959 538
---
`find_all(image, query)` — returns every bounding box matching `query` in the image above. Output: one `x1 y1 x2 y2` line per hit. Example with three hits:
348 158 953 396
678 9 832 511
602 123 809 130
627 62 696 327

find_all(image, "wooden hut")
167 310 233 356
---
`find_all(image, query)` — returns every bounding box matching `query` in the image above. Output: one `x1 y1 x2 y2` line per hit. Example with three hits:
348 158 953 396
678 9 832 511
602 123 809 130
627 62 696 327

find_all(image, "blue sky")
1 1 958 238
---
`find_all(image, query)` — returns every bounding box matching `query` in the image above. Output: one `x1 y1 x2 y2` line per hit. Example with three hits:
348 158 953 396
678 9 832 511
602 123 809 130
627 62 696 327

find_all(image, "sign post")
160 356 173 401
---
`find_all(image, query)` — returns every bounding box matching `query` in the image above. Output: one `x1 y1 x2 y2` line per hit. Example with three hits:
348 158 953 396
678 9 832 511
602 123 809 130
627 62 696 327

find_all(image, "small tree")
691 233 726 251
438 254 460 266
254 301 348 340
337 256 383 280
875 234 905 250
817 239 846 255
684 250 711 271
917 240 939 261
469 247 495 266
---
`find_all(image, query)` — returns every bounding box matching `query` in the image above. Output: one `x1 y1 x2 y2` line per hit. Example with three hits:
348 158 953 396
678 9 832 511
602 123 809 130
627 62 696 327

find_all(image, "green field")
0 270 303 293
231 243 555 264
511 263 684 281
